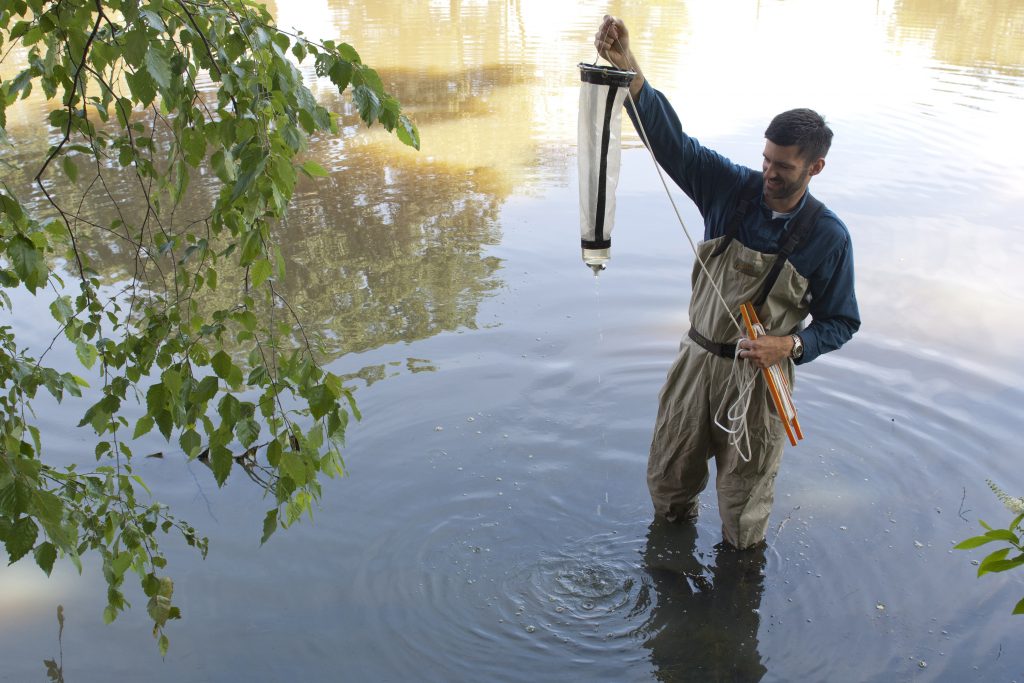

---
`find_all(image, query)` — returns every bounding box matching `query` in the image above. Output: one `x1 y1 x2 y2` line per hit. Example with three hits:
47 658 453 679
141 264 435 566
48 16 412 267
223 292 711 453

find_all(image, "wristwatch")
790 334 804 360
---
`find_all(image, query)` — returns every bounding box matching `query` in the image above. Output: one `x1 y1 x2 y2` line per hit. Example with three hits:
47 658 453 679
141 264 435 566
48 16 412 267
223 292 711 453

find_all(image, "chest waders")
647 174 823 549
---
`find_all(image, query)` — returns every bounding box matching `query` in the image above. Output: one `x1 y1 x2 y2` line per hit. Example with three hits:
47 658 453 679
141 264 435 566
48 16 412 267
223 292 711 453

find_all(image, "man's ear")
808 158 826 177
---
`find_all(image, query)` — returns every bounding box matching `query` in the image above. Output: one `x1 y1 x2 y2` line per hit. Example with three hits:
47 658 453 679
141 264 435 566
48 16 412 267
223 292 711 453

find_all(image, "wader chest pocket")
733 260 760 277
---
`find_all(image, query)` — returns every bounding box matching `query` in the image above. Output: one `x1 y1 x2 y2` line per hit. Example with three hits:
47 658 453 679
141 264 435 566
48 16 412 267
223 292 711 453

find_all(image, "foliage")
955 480 1024 616
0 0 418 653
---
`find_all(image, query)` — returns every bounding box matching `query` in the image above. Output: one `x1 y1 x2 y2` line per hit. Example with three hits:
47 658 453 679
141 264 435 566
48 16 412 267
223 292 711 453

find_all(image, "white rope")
597 38 742 336
712 343 760 464
594 35 762 460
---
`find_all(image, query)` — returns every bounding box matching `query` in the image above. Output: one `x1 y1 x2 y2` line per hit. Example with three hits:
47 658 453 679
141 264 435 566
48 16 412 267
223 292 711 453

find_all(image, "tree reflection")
640 520 767 682
0 66 509 369
261 146 505 359
892 0 1024 75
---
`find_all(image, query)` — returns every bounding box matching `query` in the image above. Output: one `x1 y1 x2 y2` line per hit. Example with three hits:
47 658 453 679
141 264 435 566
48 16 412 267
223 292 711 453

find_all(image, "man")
595 16 860 550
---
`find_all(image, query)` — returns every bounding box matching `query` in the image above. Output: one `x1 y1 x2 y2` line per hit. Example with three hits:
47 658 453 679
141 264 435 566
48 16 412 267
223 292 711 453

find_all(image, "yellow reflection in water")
2 0 1023 357
892 0 1024 73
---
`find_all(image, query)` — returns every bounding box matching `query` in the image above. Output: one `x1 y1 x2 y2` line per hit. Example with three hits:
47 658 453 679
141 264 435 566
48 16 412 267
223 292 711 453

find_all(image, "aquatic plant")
955 480 1024 615
987 479 1024 515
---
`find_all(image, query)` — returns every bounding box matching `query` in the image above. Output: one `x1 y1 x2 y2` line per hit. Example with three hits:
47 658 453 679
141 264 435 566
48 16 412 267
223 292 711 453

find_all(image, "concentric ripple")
497 530 654 654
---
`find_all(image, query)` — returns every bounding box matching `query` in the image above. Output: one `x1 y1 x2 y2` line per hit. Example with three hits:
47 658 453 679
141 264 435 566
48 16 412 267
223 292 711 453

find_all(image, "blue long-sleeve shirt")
626 81 860 364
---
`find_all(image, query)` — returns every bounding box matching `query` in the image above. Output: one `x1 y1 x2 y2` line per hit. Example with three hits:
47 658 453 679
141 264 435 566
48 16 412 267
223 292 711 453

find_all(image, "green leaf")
143 572 160 597
123 27 149 67
236 418 259 447
328 59 352 91
115 97 133 128
300 160 329 178
147 594 172 625
49 295 74 323
229 151 269 203
210 148 236 183
62 155 78 182
111 551 133 578
5 516 39 563
8 234 47 293
977 547 1011 575
251 258 272 287
146 383 167 415
0 483 24 517
979 556 1024 576
954 535 1000 550
152 410 172 441
211 351 233 380
125 69 156 107
217 394 241 424
239 229 262 266
260 508 278 545
397 114 420 150
145 47 173 90
983 529 1019 543
1014 597 1024 615
31 491 62 531
140 9 166 31
235 310 258 332
307 384 334 420
191 376 218 404
179 429 202 458
338 43 360 63
75 340 98 369
134 411 155 438
351 85 381 123
210 446 232 485
34 542 57 575
181 128 206 167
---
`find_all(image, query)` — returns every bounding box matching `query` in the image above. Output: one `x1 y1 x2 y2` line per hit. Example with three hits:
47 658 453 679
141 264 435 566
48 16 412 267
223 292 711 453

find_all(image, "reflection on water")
892 0 1024 76
272 147 504 358
641 520 767 682
0 49 511 369
2 0 1024 681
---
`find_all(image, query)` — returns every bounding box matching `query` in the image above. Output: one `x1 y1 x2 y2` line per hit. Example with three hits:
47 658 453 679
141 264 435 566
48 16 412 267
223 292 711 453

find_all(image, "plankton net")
577 56 804 454
577 63 635 275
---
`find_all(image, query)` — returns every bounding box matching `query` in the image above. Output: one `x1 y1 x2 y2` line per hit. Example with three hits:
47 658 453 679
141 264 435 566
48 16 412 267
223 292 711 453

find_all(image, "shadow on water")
640 520 767 683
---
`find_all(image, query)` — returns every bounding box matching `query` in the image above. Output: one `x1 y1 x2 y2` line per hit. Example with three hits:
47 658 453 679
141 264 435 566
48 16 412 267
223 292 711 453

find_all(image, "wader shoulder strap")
753 193 825 307
710 173 763 258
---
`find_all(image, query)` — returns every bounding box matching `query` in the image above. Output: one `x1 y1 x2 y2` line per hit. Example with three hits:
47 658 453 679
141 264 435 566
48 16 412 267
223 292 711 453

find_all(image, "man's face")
762 141 821 209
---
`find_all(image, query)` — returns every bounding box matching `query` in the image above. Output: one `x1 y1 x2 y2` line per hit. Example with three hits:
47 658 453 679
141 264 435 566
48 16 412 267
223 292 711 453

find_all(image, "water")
2 1 1024 681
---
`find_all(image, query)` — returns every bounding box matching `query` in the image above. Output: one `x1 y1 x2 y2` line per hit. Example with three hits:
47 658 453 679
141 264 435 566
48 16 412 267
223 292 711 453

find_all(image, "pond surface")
3 0 1024 681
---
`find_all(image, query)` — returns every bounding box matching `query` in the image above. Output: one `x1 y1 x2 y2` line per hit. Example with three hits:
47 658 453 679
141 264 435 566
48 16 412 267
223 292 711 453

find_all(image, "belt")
687 326 736 359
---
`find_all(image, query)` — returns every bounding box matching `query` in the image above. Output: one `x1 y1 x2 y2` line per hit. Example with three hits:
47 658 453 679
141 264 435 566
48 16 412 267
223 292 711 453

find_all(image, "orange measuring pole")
739 302 803 446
